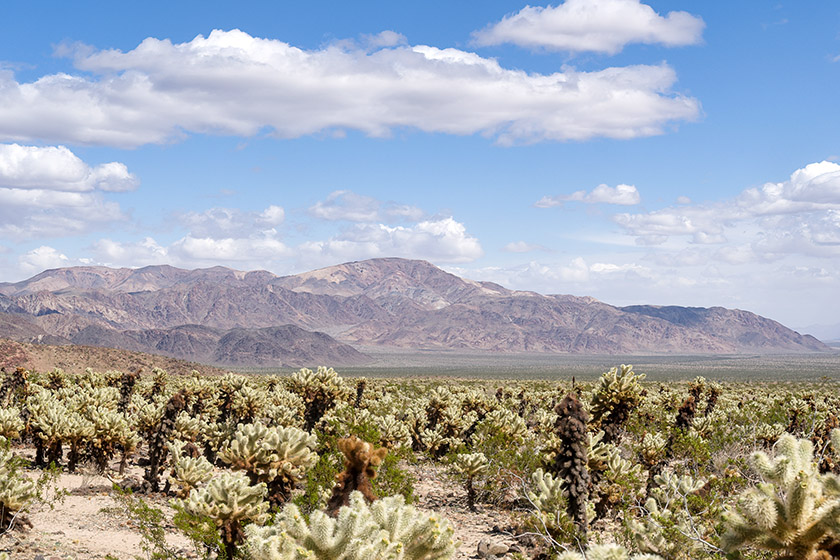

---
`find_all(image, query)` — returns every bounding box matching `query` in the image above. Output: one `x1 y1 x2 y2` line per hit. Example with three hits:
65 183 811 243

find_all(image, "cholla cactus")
454 452 488 512
551 392 591 537
28 394 67 466
173 472 269 559
327 436 388 515
628 471 708 560
722 433 840 559
378 414 411 449
556 544 663 560
640 433 668 467
527 468 574 535
288 366 347 431
246 491 457 560
475 408 529 444
0 408 24 440
144 391 187 492
0 443 36 531
590 364 646 444
220 422 318 507
754 422 786 447
87 406 136 473
172 411 204 443
231 384 267 425
167 440 214 497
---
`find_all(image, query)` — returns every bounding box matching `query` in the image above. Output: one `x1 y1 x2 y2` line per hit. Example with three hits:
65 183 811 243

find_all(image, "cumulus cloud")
309 191 424 222
0 143 137 191
18 246 70 274
299 217 483 265
178 205 285 238
0 188 125 240
613 161 840 257
0 29 699 147
0 143 135 240
536 183 640 207
502 241 545 253
472 0 704 54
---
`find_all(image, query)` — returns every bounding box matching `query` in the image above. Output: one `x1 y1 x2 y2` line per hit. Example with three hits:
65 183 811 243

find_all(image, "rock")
477 539 509 559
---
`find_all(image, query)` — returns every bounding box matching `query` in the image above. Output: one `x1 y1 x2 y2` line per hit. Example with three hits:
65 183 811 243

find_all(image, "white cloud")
0 29 699 147
309 190 424 222
502 241 544 253
0 143 138 191
472 0 704 54
300 217 483 265
0 187 125 240
171 236 292 262
179 205 285 238
0 143 134 240
613 161 840 257
18 246 70 274
91 237 168 266
536 183 640 207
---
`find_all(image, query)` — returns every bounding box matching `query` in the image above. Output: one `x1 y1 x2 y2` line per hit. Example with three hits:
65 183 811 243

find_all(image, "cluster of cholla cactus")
219 421 318 507
589 364 646 444
246 491 457 560
288 366 347 431
722 431 840 559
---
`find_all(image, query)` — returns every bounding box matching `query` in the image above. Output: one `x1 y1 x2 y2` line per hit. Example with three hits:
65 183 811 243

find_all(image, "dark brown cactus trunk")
551 392 590 538
326 436 387 516
143 391 186 492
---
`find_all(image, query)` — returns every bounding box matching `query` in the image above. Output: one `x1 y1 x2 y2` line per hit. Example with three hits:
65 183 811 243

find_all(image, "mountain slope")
0 258 828 363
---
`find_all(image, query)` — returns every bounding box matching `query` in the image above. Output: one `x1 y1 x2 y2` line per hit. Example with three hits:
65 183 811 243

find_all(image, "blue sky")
0 1 839 333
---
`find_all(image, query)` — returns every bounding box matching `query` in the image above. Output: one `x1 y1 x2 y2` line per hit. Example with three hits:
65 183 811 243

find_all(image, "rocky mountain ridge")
0 258 828 365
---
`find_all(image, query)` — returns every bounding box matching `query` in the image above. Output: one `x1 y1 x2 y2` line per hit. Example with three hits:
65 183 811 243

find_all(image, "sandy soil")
1 454 522 560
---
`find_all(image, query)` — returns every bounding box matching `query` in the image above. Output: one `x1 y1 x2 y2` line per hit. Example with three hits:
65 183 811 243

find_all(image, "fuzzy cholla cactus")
722 433 840 560
173 471 269 559
167 441 214 497
556 544 663 560
220 422 318 507
454 452 488 512
288 366 347 431
589 364 646 444
246 491 458 560
628 471 708 560
0 408 23 440
0 441 36 531
527 468 574 536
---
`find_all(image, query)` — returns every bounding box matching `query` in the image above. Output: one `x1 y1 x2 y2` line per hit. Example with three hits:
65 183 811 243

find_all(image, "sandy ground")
1 453 522 560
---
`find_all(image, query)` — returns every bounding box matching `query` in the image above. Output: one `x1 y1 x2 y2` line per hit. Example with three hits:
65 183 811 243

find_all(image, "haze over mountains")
0 258 828 367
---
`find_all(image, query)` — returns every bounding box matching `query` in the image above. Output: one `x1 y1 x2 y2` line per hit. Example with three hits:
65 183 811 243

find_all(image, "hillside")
0 258 828 365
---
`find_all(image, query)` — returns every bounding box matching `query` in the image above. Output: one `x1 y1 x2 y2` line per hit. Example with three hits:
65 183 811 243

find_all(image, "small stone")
488 543 509 556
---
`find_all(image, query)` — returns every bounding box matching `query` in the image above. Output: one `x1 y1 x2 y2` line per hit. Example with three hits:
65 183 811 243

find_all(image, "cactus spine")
722 433 840 560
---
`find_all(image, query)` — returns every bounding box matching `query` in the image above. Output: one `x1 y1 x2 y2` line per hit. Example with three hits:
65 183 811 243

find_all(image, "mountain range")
0 258 828 367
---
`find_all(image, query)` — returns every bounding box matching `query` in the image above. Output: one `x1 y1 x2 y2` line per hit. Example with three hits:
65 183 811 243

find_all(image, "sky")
0 1 839 334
